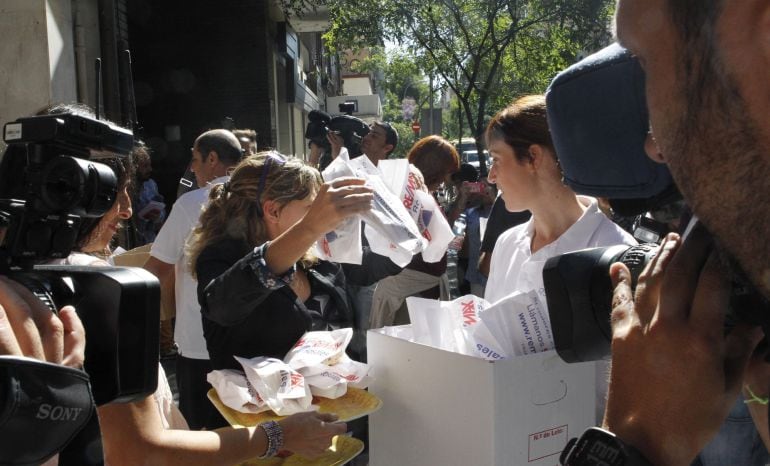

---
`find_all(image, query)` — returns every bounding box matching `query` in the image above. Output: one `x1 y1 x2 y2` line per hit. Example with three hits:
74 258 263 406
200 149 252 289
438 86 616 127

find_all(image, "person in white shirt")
483 95 636 423
144 129 243 429
484 95 636 304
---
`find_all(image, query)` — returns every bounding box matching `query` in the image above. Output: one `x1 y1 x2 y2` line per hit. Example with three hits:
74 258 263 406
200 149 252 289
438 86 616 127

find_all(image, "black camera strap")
0 355 94 466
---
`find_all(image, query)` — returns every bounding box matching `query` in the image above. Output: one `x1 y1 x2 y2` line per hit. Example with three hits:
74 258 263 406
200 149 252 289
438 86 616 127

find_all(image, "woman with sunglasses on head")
187 152 399 371
80 157 347 465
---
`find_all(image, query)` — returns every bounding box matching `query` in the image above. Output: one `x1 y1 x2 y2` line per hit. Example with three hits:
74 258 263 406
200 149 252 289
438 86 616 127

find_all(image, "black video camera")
542 44 770 363
305 109 370 158
0 112 159 405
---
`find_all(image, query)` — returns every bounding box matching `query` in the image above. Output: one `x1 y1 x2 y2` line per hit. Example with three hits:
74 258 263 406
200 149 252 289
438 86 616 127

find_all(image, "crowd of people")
3 1 770 464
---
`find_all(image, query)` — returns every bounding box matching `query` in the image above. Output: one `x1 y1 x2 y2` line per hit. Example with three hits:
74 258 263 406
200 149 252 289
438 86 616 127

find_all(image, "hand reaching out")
279 411 347 458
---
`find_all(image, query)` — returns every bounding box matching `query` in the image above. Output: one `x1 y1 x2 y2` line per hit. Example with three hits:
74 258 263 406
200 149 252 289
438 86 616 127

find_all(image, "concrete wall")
327 94 382 120
71 0 101 108
342 75 372 96
46 0 77 105
0 0 78 141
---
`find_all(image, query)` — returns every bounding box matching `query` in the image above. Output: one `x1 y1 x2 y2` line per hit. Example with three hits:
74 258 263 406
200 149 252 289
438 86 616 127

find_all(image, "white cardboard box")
368 327 597 466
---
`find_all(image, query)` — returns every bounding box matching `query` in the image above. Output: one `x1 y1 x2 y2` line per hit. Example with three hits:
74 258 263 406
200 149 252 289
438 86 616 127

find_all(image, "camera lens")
40 156 117 217
543 243 658 363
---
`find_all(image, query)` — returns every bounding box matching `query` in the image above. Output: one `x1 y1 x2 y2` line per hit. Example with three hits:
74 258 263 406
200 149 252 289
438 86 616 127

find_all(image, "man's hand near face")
603 227 763 466
327 132 344 160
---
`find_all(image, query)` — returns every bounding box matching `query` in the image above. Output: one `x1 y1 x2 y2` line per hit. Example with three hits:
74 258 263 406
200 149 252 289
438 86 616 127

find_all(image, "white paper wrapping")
209 329 371 414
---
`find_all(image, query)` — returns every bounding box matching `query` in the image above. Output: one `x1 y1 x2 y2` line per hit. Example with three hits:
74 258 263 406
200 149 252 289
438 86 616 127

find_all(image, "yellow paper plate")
239 435 364 466
207 387 382 428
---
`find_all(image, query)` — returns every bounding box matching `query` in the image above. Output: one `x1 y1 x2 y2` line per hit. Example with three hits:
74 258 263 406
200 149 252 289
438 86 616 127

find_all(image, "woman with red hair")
368 135 460 329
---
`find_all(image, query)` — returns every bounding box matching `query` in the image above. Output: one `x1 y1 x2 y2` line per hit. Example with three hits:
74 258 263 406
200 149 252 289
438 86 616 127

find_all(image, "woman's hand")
301 177 373 237
279 412 347 458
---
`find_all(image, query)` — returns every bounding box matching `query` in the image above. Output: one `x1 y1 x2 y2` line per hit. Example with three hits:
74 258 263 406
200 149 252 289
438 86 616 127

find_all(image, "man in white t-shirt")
144 129 242 429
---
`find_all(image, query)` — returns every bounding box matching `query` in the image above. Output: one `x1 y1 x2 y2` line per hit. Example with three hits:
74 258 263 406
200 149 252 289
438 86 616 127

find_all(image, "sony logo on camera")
35 403 85 422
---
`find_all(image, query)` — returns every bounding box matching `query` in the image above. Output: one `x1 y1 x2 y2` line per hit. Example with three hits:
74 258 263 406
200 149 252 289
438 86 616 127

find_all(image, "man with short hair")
144 129 242 430
564 2 770 465
360 121 398 164
330 121 399 165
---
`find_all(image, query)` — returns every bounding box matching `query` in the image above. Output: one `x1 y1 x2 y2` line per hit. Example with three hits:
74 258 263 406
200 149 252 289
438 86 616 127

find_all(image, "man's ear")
262 199 281 224
207 151 220 166
383 144 394 156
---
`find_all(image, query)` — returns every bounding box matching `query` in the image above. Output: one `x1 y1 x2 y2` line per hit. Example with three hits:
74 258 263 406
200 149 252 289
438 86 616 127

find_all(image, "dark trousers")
176 355 227 430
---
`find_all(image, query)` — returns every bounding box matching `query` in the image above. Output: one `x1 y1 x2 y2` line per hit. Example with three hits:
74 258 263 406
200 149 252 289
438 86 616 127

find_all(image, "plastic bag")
234 356 313 416
381 164 452 263
406 290 553 361
285 329 370 398
359 173 426 259
206 368 270 414
285 329 353 370
407 294 489 355
316 149 364 264
377 158 410 196
210 329 372 414
483 290 553 356
319 148 426 265
409 189 453 263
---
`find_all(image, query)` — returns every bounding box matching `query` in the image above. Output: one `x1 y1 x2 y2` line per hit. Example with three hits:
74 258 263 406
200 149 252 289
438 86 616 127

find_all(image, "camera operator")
558 2 770 465
328 121 398 166
0 277 87 466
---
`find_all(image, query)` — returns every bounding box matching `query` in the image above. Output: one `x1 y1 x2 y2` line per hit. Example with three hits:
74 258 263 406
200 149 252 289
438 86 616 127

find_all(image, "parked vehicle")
450 137 477 155
461 149 489 171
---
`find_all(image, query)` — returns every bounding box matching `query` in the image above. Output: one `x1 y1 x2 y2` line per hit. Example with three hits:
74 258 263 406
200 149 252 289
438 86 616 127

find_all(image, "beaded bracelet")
258 420 284 459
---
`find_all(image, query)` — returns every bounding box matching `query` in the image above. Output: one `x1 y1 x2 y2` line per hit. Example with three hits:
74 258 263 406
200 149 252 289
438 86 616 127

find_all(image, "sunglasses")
255 151 287 217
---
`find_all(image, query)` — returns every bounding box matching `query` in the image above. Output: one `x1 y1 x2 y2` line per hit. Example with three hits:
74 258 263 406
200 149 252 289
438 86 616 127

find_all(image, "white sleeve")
483 236 505 302
150 197 195 264
590 217 638 248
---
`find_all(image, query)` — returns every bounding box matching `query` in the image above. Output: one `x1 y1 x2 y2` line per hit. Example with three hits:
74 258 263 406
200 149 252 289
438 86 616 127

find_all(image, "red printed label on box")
528 425 568 462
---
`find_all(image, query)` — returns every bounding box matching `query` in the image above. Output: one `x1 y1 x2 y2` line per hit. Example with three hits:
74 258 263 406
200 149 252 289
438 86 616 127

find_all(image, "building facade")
0 0 342 202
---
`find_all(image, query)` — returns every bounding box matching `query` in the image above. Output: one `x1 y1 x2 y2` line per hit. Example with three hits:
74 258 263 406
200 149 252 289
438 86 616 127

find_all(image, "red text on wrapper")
461 300 478 326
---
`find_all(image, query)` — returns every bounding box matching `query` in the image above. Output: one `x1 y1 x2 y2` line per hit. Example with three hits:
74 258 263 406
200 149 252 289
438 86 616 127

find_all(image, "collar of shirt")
511 196 603 262
208 175 230 187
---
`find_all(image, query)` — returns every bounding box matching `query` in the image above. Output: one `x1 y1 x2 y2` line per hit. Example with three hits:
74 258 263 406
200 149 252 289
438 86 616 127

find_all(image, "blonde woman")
36 151 346 465
188 152 400 370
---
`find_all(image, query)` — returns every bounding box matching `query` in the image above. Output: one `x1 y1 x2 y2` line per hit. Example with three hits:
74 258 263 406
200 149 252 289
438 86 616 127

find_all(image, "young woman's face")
487 138 532 213
274 192 316 238
84 183 133 253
